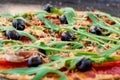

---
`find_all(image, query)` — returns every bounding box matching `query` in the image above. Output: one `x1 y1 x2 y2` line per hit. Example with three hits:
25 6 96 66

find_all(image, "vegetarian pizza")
0 4 120 80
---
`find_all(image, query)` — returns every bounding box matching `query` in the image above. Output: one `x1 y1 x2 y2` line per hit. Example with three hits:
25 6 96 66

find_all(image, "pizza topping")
12 19 25 30
60 15 68 24
28 55 42 67
1 6 120 80
76 58 92 72
43 4 53 13
61 31 74 41
89 27 102 35
5 30 20 40
38 48 46 55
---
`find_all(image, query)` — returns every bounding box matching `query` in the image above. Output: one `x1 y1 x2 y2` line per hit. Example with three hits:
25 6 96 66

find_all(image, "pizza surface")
0 4 120 80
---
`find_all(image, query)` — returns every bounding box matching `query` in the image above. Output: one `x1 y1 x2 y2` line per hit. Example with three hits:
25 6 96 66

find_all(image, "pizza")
0 4 120 80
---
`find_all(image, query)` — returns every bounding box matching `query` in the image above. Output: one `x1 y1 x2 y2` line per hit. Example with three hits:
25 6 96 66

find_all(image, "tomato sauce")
0 58 28 70
92 60 120 74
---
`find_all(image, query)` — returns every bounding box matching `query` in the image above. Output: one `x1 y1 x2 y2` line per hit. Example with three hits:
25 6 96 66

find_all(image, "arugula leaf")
17 31 37 42
49 55 63 61
0 26 37 42
0 13 13 18
69 59 78 69
0 26 15 31
60 7 76 17
2 67 41 75
60 7 76 25
100 45 120 56
32 67 67 80
50 8 60 14
0 40 22 45
64 12 75 25
38 16 59 31
48 41 83 49
87 12 120 35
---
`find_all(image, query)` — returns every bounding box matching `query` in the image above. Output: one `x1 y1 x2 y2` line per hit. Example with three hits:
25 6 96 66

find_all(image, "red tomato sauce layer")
92 60 120 74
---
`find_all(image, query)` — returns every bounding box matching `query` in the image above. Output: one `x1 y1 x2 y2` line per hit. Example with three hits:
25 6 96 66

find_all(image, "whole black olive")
5 30 20 40
60 15 68 24
12 19 25 30
94 27 102 35
89 27 102 35
43 4 53 13
61 31 74 41
89 28 96 34
28 56 42 67
76 58 92 72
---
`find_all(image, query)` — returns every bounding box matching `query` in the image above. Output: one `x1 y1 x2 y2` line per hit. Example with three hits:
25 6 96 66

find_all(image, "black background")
0 0 120 17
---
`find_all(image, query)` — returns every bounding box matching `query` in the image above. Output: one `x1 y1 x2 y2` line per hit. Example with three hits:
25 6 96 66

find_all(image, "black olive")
94 27 102 35
5 30 20 40
61 31 74 41
38 48 46 55
43 4 53 12
89 28 96 34
28 56 42 67
12 19 25 30
60 15 68 24
76 58 92 72
89 27 102 35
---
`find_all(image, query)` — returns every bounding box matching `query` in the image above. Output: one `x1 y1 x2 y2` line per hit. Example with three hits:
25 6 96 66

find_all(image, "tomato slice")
92 60 120 74
0 57 28 70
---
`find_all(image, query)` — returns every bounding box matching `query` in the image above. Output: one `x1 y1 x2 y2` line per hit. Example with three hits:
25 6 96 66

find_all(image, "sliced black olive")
12 19 25 30
61 31 74 41
43 4 53 13
28 55 42 67
89 27 102 35
5 30 20 40
76 58 92 72
60 15 68 24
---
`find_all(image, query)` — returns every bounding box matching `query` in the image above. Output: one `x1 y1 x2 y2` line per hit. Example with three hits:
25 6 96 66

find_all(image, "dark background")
0 0 120 17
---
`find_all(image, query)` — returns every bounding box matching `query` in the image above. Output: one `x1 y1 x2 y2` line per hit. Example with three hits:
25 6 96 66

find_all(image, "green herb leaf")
60 7 76 25
69 59 78 69
17 31 37 42
0 13 13 18
87 12 120 35
100 45 120 56
48 41 83 49
38 16 59 31
49 55 63 61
